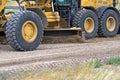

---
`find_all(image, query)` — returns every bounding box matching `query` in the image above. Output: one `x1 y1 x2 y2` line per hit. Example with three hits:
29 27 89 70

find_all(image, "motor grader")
0 0 120 51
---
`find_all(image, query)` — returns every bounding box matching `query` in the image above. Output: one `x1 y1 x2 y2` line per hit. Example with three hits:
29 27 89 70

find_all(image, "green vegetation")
2 57 120 80
10 59 120 80
0 71 9 80
14 59 120 80
106 57 120 66
88 59 103 68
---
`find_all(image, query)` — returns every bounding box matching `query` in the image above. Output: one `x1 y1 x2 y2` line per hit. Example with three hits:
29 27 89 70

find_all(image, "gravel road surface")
0 35 120 79
0 40 120 69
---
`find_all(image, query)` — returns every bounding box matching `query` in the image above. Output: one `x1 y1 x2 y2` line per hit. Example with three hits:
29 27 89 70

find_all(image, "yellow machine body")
0 0 7 12
24 0 118 28
0 0 120 31
0 0 7 31
0 0 120 51
82 0 113 8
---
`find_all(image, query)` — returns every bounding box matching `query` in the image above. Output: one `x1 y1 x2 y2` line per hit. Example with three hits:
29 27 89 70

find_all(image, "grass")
1 58 120 80
13 62 98 80
88 59 103 68
8 59 120 80
106 57 120 66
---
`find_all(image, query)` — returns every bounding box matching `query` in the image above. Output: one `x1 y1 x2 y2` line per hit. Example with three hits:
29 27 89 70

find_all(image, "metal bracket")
81 31 86 40
16 0 24 11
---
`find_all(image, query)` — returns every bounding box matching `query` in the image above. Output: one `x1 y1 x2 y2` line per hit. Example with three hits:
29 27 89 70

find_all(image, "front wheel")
5 11 43 51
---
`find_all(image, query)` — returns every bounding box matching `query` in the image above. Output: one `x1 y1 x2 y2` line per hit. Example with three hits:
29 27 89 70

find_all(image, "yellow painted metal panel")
81 0 113 8
0 0 7 12
45 12 60 22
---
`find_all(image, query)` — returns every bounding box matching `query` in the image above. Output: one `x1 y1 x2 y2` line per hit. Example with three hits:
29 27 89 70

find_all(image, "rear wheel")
72 10 98 39
98 9 119 37
5 11 43 51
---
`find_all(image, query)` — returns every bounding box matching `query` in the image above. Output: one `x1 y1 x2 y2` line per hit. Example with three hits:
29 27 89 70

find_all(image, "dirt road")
0 35 120 73
0 39 120 70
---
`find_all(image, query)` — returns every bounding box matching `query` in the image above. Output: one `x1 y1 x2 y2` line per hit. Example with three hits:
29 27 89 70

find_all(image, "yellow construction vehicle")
0 0 120 51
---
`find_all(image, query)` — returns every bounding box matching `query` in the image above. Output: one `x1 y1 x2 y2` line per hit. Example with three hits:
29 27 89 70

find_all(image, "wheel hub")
106 17 116 32
22 21 38 43
84 17 95 33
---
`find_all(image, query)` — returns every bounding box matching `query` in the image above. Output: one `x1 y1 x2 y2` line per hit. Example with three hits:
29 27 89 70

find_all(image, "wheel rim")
84 17 95 33
106 17 116 32
22 21 38 43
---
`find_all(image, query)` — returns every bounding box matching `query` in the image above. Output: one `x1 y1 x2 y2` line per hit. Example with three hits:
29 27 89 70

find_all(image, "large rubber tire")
98 9 119 37
5 11 43 51
72 10 98 39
